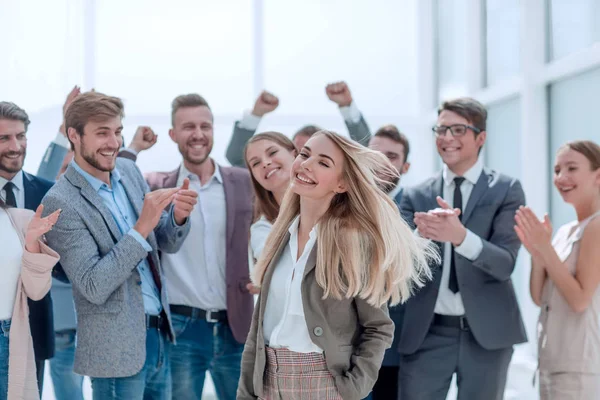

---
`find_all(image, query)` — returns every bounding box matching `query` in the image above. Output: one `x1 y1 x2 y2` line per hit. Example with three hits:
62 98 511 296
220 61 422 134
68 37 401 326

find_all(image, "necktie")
448 177 465 293
3 182 17 207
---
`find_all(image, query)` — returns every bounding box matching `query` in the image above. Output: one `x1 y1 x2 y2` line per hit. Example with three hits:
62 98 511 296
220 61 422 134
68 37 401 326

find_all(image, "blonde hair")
253 130 438 307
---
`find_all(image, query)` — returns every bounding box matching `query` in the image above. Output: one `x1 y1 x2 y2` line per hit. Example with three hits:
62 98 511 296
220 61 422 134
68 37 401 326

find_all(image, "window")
548 0 600 60
435 0 470 101
485 97 521 179
263 0 420 117
485 0 520 85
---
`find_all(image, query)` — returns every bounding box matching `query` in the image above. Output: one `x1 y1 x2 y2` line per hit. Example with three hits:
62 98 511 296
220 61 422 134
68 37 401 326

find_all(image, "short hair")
293 125 321 140
438 97 487 132
171 94 211 126
0 101 30 132
374 124 410 161
65 92 124 150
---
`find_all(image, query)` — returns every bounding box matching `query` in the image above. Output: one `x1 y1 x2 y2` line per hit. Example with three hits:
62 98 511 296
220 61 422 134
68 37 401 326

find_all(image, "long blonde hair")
253 130 438 307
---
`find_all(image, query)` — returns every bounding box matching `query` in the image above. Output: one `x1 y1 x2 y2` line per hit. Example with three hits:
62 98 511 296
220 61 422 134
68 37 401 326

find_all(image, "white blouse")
262 216 322 353
250 216 273 263
0 208 25 320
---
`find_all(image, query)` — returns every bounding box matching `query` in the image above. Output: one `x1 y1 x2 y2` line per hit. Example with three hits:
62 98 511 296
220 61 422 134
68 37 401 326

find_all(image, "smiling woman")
238 130 437 400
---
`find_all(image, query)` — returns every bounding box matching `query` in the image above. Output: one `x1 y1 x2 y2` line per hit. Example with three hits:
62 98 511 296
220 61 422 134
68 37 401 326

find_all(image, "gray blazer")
398 168 527 355
41 158 190 378
237 236 393 400
226 116 372 168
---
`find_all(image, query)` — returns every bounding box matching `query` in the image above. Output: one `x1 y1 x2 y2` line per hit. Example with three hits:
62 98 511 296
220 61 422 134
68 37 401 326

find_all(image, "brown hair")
438 97 487 132
293 125 321 141
171 94 211 126
65 92 124 150
559 140 600 170
0 101 30 131
244 131 297 223
374 124 411 161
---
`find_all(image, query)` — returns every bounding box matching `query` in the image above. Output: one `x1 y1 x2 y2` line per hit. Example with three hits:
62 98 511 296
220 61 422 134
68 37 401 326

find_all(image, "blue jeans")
91 326 171 400
0 319 10 400
170 312 244 400
50 329 84 400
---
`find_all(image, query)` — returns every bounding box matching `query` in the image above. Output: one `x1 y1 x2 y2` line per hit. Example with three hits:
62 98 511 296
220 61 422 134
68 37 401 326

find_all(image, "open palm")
25 205 61 252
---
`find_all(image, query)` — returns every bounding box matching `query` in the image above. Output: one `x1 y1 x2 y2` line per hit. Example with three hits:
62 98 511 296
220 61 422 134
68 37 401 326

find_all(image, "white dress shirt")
0 208 25 320
161 162 228 310
250 216 273 263
263 216 322 353
237 101 362 131
434 158 484 316
0 170 25 208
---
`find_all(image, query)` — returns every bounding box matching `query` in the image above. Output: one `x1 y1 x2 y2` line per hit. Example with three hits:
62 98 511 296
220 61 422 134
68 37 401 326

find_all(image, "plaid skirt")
261 347 343 400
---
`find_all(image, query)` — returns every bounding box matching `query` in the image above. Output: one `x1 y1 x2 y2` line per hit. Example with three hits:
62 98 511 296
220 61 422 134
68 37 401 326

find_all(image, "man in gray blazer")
398 98 527 400
225 81 371 167
42 91 196 400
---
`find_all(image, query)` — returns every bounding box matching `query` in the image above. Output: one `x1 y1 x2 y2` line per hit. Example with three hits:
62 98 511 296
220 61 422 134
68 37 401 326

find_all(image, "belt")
170 305 228 323
146 314 166 330
433 314 470 331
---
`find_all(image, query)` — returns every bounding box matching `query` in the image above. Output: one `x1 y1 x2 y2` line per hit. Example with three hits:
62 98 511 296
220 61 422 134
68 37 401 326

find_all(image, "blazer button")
313 327 323 337
137 281 142 286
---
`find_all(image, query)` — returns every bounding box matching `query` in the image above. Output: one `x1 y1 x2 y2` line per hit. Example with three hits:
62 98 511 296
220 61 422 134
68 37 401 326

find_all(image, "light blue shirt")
71 161 162 315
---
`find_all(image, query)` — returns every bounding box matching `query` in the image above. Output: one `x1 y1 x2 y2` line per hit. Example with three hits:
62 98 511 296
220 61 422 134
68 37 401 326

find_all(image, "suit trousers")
399 323 513 400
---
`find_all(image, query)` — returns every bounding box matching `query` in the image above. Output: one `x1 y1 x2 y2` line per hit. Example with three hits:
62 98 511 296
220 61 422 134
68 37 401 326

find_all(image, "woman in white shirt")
1 202 61 400
516 140 600 399
238 130 437 400
244 131 297 261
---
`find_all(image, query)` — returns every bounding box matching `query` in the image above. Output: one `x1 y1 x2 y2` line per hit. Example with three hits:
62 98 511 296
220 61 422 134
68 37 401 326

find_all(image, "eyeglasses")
432 124 481 137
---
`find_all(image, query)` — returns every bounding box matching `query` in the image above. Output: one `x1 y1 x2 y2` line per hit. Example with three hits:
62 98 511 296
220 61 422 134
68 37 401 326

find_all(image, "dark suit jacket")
145 164 254 344
23 171 55 361
398 169 527 355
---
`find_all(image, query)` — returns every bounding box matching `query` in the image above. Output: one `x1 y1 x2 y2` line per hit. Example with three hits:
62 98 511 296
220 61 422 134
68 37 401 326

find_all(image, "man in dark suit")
0 101 55 394
145 94 254 400
398 98 526 400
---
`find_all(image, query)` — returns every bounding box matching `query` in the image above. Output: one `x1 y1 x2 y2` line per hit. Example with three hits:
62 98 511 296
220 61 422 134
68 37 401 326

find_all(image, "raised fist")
325 81 353 107
252 91 279 117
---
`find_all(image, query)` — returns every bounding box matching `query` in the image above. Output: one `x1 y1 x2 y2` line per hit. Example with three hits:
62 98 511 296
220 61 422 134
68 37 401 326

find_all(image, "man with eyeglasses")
396 97 527 400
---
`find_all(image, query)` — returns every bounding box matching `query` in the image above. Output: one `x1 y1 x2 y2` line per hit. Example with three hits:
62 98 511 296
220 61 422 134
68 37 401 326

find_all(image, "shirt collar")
0 170 24 193
71 160 121 192
177 160 222 187
288 215 318 240
443 157 483 187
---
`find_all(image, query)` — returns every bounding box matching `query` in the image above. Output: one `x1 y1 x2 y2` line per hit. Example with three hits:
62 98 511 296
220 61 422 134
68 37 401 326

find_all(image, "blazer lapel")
221 168 236 247
163 168 179 189
65 165 122 241
302 243 319 280
461 170 489 224
22 172 41 211
429 173 445 264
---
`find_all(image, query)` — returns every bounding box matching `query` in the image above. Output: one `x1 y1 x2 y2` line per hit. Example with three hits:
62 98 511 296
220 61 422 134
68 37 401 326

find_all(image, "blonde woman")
515 140 600 399
1 203 61 400
237 130 436 400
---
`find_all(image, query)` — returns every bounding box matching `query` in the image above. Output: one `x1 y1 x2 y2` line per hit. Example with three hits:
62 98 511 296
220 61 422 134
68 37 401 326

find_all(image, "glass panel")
485 97 521 179
95 0 254 116
263 0 420 117
548 0 600 60
485 0 520 86
549 67 600 228
436 0 470 101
